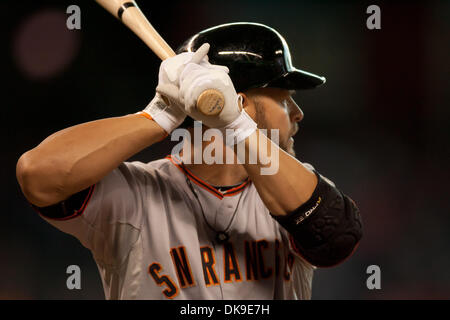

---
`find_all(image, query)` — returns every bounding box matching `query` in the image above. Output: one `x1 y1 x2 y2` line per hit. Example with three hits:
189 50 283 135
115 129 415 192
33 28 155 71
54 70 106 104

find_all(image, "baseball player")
16 23 362 299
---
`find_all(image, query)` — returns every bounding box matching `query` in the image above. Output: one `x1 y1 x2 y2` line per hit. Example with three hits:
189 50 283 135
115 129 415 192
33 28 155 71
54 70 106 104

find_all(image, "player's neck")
180 134 248 187
184 160 248 187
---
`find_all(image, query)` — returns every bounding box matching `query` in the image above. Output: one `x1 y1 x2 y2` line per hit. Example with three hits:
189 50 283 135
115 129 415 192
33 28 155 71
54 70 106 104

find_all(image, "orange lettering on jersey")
148 262 179 299
170 246 195 288
244 241 259 281
200 246 219 287
257 239 273 279
223 242 242 283
284 252 295 281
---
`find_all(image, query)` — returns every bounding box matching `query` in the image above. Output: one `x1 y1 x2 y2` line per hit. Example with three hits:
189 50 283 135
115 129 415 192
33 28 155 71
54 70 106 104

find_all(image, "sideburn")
253 99 273 140
252 98 290 153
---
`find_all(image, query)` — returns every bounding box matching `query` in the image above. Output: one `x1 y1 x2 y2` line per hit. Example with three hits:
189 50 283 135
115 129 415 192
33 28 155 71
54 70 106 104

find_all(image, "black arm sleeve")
272 172 363 267
31 185 95 220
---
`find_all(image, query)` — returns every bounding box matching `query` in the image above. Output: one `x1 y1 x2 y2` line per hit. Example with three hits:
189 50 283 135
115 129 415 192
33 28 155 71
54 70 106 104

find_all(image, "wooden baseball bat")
95 0 224 116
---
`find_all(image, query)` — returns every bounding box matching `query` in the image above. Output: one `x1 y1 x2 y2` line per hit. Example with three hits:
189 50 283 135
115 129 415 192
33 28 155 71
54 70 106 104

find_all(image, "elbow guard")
272 172 362 267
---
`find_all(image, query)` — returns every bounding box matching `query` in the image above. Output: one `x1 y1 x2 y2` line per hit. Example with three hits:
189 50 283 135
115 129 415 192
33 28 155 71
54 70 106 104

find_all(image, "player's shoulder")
124 157 170 171
120 156 182 184
302 162 336 187
303 162 315 171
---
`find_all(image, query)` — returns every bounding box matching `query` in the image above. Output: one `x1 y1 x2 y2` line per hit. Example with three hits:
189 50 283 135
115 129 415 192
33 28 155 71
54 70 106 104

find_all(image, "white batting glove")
159 49 209 87
139 46 212 134
157 43 257 145
180 62 257 144
139 93 185 134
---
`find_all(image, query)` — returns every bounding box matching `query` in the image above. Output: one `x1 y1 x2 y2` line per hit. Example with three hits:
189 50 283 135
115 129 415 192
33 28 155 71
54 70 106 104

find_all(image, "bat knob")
196 89 224 116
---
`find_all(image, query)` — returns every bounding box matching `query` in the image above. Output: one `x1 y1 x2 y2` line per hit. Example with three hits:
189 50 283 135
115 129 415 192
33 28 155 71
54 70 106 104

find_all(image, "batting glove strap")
140 93 186 134
220 109 257 146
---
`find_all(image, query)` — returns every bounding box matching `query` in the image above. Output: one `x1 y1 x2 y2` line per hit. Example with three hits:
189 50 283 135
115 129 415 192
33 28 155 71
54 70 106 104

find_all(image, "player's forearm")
240 130 317 216
16 114 166 207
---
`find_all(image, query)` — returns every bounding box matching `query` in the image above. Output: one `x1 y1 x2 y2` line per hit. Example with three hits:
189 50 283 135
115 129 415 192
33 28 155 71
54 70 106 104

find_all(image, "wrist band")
137 111 153 121
221 110 257 145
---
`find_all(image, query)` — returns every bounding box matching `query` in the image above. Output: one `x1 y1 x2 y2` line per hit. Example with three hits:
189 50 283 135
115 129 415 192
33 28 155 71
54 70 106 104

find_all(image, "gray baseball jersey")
42 154 316 299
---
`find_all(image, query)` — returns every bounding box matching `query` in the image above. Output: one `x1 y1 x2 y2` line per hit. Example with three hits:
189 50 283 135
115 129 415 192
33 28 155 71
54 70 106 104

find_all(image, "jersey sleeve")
37 162 146 267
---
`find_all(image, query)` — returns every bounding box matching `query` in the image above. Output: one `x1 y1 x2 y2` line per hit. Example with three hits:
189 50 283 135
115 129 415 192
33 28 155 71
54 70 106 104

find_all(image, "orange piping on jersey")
32 185 96 221
148 262 179 299
200 246 220 287
166 155 223 199
169 246 196 289
185 175 223 199
74 185 96 218
166 155 251 199
223 179 251 197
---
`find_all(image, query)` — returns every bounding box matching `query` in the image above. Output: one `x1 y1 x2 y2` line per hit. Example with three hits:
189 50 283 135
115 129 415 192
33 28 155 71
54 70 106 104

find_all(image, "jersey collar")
166 155 250 200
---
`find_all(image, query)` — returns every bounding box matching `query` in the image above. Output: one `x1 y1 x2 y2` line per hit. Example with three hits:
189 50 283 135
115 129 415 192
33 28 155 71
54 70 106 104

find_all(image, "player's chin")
287 145 296 157
281 138 296 157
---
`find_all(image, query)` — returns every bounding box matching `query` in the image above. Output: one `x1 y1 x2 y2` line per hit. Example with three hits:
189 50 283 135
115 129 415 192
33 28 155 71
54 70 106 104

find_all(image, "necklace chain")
185 177 245 244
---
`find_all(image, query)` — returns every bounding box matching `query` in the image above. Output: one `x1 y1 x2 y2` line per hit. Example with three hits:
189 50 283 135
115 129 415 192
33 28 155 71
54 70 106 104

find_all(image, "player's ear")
237 93 244 112
238 92 250 109
238 92 256 120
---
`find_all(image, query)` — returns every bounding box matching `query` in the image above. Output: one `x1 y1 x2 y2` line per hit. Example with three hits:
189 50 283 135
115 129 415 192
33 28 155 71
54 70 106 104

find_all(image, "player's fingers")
156 83 182 105
200 63 230 74
190 43 210 64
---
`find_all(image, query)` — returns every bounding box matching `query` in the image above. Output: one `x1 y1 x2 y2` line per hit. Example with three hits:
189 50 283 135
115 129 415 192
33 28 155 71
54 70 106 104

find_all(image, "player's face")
244 88 303 157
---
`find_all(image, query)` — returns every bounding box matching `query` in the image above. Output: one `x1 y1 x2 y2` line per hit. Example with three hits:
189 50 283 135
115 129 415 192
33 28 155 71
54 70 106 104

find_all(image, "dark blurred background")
2 0 449 299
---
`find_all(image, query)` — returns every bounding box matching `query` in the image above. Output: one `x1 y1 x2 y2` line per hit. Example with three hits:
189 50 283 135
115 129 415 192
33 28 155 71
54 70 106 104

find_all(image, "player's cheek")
280 109 292 136
267 101 290 141
275 115 291 146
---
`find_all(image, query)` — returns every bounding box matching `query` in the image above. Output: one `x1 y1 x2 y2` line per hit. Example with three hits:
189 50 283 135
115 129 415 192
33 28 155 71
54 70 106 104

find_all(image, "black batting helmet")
177 22 326 93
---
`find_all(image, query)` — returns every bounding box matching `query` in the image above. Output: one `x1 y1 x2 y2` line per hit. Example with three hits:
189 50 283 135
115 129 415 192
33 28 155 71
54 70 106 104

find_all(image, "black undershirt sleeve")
31 185 95 220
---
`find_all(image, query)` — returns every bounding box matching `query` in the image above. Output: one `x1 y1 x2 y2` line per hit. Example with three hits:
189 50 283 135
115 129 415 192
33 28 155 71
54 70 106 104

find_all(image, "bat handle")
187 44 225 116
161 89 224 117
196 89 225 116
162 51 225 116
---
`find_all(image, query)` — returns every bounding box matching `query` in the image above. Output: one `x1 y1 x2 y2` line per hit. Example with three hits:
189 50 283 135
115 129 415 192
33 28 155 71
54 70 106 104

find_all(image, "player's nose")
288 97 304 123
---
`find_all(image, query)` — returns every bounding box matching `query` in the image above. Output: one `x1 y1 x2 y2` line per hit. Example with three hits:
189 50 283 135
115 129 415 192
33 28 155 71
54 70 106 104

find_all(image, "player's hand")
139 92 186 134
143 45 214 134
157 45 211 89
157 43 257 144
156 43 240 128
